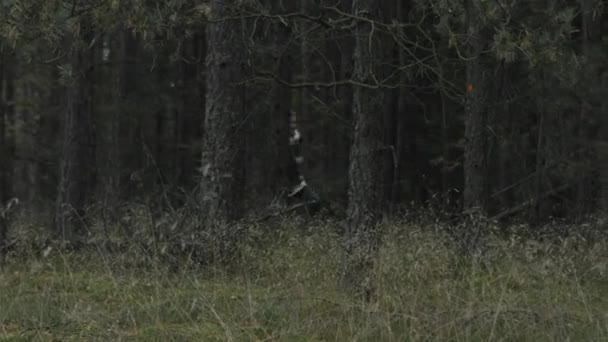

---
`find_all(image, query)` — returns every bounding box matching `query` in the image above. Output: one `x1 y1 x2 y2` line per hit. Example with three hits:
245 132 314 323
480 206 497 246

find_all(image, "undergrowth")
0 214 607 341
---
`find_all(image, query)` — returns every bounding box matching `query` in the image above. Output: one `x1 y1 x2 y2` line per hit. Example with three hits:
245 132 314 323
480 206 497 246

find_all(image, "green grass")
0 220 607 341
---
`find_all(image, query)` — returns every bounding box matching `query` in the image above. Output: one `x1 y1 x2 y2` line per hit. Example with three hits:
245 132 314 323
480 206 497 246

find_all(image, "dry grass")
0 217 607 341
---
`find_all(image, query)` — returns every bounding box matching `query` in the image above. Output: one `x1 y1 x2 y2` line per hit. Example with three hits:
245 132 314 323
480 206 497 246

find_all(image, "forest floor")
0 218 607 341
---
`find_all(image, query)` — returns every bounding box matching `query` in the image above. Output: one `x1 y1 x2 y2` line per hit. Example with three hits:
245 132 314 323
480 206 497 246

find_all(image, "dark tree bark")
388 0 416 208
600 106 608 216
0 50 4 254
105 31 131 213
33 63 65 210
55 19 96 243
98 30 138 226
533 100 546 222
580 0 604 217
245 0 294 207
0 48 14 259
380 1 399 210
268 24 293 197
601 95 608 215
391 0 415 205
0 50 7 204
463 0 488 214
580 0 608 217
118 34 145 199
0 49 15 206
494 63 514 214
341 0 388 299
0 59 3 201
337 17 353 204
201 0 249 255
176 31 206 189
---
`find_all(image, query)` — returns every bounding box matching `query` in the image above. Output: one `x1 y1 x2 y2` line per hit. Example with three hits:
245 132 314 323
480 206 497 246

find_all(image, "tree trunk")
463 0 488 214
341 0 388 299
269 24 293 198
600 102 608 216
55 19 96 244
580 0 603 218
175 31 206 190
380 1 399 210
0 49 15 206
0 48 10 258
338 23 353 205
201 0 249 258
30 64 61 210
0 50 7 203
183 32 206 188
581 0 608 217
533 106 545 222
105 31 130 216
390 0 416 207
246 0 294 207
392 0 410 205
489 61 512 214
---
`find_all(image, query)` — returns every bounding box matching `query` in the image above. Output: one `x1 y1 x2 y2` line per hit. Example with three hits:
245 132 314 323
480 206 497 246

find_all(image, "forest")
0 0 607 340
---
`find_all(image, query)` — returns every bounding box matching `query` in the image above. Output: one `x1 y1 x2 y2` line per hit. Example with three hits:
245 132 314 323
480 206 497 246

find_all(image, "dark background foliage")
0 0 606 258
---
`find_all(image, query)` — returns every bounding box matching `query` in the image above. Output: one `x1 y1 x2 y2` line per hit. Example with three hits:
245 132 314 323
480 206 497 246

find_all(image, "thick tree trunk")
201 0 249 257
341 0 388 299
463 0 488 214
55 20 96 244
